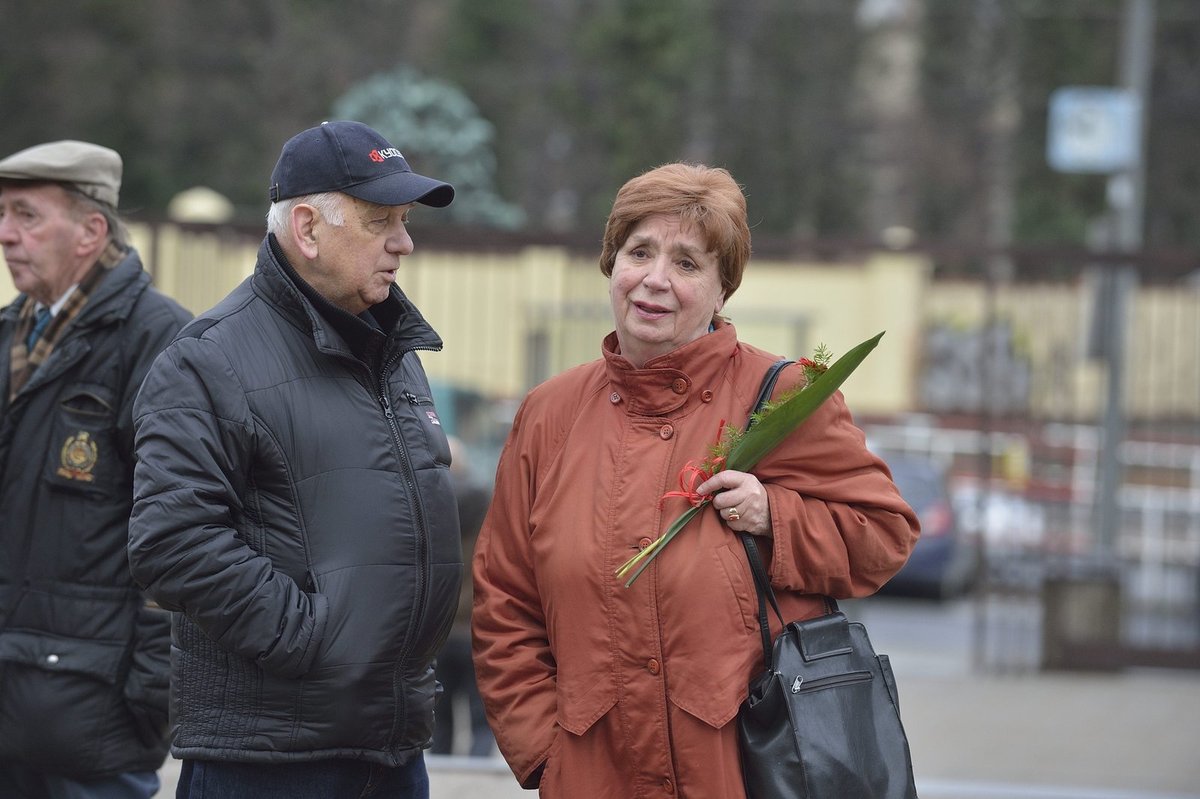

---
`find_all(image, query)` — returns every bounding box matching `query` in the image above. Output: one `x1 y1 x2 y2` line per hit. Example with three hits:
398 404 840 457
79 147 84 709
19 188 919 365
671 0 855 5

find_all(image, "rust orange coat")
472 323 919 798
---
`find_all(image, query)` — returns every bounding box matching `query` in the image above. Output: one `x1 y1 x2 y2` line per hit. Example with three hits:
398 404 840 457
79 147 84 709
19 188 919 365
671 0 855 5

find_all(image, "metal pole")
1115 0 1154 253
1095 0 1154 557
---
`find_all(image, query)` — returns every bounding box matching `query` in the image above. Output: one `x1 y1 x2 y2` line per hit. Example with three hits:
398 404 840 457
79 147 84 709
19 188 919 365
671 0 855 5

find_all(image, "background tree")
333 65 524 229
2 0 1198 259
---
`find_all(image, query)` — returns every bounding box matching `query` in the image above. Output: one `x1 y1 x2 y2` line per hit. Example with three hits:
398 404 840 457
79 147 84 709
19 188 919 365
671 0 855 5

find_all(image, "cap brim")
343 170 455 208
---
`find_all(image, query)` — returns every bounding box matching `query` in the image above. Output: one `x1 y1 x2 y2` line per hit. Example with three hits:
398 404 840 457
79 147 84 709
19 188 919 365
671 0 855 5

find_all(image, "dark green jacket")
0 248 191 779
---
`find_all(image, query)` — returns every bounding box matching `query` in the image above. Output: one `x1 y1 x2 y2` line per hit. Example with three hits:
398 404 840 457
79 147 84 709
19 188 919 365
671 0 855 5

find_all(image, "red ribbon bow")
659 419 727 508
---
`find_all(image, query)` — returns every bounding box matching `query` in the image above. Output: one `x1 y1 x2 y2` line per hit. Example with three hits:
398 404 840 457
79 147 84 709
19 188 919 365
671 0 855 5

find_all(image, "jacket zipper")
376 347 434 747
1 329 94 590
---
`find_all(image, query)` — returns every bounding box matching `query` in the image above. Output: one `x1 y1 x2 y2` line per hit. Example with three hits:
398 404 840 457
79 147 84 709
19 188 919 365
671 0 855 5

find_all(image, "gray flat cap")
0 140 122 207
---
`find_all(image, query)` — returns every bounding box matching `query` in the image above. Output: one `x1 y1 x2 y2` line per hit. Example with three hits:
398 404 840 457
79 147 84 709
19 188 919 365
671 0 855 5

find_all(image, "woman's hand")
695 469 772 536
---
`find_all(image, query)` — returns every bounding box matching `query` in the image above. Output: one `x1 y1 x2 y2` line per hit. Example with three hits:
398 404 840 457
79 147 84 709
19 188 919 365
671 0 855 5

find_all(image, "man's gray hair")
266 192 346 236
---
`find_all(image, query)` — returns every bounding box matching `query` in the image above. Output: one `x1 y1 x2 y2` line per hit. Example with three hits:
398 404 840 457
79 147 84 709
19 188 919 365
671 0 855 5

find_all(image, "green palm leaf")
616 331 884 587
725 331 884 471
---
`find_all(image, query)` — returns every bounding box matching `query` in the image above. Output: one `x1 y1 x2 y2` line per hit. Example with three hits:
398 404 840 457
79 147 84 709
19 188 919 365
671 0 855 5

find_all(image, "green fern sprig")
702 422 742 471
746 343 833 426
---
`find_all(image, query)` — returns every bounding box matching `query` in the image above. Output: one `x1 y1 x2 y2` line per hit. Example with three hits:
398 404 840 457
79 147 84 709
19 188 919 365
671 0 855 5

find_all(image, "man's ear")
290 203 320 260
75 211 108 257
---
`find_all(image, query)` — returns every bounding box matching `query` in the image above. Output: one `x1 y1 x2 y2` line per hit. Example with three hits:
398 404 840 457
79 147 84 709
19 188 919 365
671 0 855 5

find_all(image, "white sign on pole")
1047 87 1140 174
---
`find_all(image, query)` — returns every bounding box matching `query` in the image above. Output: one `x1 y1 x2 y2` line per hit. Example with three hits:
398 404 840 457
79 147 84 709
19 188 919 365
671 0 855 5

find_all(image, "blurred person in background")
0 140 192 799
431 436 496 758
129 121 459 799
472 162 919 797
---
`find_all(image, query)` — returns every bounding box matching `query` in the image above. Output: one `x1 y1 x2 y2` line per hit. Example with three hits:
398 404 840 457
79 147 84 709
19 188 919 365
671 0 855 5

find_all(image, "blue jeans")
175 755 429 799
0 765 159 799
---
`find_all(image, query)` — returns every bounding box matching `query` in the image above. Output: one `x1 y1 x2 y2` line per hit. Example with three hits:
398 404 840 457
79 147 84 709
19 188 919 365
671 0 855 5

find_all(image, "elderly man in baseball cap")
129 122 460 798
0 140 191 799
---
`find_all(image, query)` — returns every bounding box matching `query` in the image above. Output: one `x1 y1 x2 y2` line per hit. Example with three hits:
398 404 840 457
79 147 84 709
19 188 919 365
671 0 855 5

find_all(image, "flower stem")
615 503 707 587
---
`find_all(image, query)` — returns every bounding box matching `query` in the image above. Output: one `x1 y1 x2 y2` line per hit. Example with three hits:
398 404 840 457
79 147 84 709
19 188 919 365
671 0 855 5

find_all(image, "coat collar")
1 247 147 329
602 321 740 416
253 235 442 356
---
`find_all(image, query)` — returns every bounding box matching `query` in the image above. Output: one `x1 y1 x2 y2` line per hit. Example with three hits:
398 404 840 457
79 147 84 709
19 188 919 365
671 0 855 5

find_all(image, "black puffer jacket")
0 249 191 779
129 236 462 766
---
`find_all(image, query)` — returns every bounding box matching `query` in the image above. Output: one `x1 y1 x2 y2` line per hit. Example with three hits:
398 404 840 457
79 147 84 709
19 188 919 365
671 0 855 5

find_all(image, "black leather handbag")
735 360 918 799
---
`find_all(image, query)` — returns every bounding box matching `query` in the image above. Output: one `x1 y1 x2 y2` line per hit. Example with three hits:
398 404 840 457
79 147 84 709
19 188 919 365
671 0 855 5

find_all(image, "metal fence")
864 253 1200 673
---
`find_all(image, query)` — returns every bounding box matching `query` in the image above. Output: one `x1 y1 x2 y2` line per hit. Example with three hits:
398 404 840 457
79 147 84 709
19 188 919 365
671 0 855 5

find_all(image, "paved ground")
153 667 1200 799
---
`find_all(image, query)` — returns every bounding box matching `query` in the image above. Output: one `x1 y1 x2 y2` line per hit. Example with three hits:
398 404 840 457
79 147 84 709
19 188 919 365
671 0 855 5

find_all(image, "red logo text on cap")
369 148 404 163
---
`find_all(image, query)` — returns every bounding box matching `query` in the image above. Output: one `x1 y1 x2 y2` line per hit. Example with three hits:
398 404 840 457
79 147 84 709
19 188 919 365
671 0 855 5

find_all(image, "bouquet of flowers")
616 332 885 587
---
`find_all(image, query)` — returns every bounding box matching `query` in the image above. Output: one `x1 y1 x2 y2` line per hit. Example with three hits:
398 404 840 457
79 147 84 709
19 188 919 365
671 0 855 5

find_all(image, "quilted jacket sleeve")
128 335 326 679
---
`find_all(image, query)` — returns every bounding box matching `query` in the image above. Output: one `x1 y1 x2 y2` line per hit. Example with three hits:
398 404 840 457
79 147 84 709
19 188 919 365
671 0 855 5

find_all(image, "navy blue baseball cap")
269 121 454 208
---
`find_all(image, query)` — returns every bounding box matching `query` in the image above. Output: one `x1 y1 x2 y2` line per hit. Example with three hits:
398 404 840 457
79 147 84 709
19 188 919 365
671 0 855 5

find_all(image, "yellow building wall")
724 252 928 414
4 221 1196 421
924 279 1200 420
403 247 928 414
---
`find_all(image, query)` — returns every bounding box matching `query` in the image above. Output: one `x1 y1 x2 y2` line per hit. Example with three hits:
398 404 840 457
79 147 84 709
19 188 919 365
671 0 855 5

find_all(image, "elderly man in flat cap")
0 140 192 799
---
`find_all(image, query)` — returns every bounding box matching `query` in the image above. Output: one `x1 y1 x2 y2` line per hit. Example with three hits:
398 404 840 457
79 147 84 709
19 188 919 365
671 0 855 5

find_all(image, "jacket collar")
602 321 740 416
253 235 442 356
1 246 148 330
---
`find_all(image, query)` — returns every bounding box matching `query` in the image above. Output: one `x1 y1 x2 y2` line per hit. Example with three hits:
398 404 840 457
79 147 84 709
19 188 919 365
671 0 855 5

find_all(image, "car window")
884 457 943 511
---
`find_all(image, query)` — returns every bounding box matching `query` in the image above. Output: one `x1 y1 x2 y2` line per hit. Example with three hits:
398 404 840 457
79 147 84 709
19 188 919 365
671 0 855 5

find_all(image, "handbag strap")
737 359 839 673
748 358 792 423
740 534 784 669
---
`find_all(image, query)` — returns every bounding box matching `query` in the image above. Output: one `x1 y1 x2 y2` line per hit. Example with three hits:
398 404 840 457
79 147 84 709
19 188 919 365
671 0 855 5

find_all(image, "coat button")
647 658 661 675
638 537 653 550
701 390 714 402
610 392 621 404
671 378 687 394
46 654 60 665
659 424 673 440
663 777 675 793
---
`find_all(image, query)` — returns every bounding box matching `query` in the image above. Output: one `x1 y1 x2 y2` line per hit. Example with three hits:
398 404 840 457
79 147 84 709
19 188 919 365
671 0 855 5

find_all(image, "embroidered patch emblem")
57 431 98 482
425 410 441 426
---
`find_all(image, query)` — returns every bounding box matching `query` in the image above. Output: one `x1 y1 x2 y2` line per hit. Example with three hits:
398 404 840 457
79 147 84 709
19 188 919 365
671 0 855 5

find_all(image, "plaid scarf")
8 240 125 401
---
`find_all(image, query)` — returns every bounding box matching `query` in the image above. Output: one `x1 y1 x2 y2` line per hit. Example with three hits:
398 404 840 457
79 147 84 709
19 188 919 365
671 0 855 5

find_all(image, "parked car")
876 451 979 600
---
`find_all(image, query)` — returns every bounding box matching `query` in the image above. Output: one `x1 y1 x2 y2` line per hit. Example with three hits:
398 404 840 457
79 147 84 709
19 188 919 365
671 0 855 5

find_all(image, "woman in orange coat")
472 163 919 798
